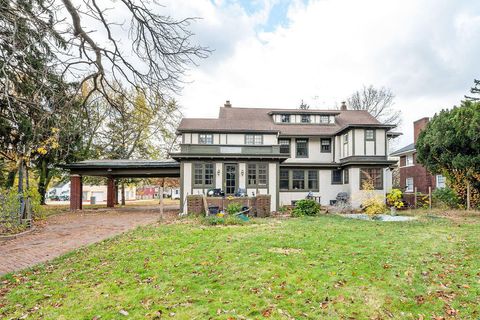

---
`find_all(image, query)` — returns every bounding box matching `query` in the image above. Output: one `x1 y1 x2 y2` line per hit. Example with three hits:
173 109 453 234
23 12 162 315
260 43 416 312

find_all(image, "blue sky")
154 0 480 147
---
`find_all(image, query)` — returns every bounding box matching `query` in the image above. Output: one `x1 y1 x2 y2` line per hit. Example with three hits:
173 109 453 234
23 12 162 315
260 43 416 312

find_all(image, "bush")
226 202 243 215
432 187 460 209
386 189 404 209
360 181 387 215
0 188 43 234
292 199 320 217
201 215 249 226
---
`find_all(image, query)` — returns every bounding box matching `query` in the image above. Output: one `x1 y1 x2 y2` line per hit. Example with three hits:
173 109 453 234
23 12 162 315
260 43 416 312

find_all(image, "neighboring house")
390 117 446 205
171 101 399 210
47 183 136 203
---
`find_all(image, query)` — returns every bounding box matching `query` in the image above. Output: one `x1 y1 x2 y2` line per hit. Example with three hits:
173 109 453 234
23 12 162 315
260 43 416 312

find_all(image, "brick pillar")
107 176 115 208
70 174 83 211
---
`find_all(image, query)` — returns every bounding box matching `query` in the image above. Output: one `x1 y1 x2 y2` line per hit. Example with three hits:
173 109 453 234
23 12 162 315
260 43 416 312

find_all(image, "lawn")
1 214 479 319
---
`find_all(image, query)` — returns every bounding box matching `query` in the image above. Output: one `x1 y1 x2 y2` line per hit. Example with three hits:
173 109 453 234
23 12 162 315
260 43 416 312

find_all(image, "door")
224 164 238 195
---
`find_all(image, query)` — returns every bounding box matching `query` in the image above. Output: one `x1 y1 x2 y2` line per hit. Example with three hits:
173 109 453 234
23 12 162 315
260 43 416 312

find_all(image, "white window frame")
199 133 214 144
320 115 329 124
405 177 414 193
436 175 446 189
405 154 414 166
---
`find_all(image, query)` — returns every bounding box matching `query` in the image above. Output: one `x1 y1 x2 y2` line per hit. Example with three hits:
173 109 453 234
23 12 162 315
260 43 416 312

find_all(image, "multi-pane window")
343 133 349 156
344 169 349 184
296 139 308 158
245 134 263 145
308 170 318 190
280 169 319 191
199 133 213 144
332 169 343 184
360 168 383 190
406 154 414 166
365 129 374 141
292 170 305 190
436 175 446 189
247 163 268 187
281 114 290 123
321 138 331 153
301 114 311 123
280 169 289 190
320 115 330 124
405 177 414 192
279 139 291 154
193 163 214 187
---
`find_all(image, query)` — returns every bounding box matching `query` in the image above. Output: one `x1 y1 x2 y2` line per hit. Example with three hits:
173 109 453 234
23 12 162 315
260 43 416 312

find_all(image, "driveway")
0 205 179 275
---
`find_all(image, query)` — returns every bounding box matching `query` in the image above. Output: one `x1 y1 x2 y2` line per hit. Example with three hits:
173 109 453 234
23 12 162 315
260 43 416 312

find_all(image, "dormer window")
320 115 330 124
365 129 375 141
245 134 263 145
301 114 311 123
199 133 213 144
281 114 290 123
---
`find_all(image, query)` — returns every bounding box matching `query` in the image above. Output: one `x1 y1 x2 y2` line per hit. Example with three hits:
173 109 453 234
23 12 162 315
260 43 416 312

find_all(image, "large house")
171 101 399 210
391 117 446 205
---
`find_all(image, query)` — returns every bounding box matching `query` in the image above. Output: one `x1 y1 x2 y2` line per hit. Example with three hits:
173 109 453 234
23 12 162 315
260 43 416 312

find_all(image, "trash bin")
90 196 96 205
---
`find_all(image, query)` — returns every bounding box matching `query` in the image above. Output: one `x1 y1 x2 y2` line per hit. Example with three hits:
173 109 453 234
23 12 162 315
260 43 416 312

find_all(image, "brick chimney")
340 101 347 111
413 117 429 144
224 100 232 108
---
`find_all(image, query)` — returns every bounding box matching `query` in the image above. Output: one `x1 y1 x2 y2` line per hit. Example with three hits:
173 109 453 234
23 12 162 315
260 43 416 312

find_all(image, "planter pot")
390 207 397 216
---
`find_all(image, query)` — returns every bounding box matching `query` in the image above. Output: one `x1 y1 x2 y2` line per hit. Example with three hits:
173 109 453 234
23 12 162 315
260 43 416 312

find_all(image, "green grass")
1 215 479 319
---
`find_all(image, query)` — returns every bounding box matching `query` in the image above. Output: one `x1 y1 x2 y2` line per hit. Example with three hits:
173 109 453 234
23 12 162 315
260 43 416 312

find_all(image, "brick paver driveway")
0 205 179 275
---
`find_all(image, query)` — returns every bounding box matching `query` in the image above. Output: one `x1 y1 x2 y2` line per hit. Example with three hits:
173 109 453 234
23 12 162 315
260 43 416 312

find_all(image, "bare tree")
346 85 401 125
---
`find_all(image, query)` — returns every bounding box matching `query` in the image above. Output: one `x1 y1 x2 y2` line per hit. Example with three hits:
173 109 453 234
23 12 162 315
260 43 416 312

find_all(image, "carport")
61 160 180 211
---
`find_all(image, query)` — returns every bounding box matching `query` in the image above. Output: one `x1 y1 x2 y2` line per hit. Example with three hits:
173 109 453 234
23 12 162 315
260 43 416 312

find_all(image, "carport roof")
61 159 180 177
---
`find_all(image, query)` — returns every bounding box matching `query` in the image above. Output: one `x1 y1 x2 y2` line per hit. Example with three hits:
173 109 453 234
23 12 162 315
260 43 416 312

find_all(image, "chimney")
413 117 429 144
224 100 232 108
340 101 347 111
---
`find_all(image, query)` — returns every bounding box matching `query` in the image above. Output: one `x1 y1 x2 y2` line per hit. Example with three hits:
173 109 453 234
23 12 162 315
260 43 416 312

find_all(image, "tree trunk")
17 158 25 222
121 180 126 206
38 158 49 205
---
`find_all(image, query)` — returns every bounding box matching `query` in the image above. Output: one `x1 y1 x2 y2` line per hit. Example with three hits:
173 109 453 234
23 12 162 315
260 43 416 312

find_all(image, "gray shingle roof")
178 107 395 136
390 143 415 156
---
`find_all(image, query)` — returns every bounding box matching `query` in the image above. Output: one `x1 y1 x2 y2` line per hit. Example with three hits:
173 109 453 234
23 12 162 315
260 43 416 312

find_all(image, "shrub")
415 192 430 209
0 188 43 234
386 189 404 209
201 215 249 226
361 181 387 215
292 199 320 217
432 187 460 209
226 202 243 215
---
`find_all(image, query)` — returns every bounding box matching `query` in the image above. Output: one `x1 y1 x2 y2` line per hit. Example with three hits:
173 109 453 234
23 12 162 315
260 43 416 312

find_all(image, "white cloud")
162 0 480 146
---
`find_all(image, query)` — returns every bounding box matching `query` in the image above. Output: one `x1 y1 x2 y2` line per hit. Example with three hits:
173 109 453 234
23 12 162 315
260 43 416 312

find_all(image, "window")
365 129 374 141
436 175 446 189
321 138 331 153
296 139 309 158
292 170 305 190
344 133 349 144
247 163 268 187
332 169 343 184
245 134 263 145
281 114 290 123
301 114 311 123
280 169 289 190
279 139 291 154
199 133 213 144
308 170 318 190
406 154 414 166
360 168 383 190
344 169 349 184
193 163 214 187
405 177 414 192
280 169 319 191
320 115 330 124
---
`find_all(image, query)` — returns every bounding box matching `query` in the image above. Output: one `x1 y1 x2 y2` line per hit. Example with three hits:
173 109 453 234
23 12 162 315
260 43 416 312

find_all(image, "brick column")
70 174 83 211
107 176 115 208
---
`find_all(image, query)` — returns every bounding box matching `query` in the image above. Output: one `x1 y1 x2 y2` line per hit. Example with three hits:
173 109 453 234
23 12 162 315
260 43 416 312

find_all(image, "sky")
139 0 480 147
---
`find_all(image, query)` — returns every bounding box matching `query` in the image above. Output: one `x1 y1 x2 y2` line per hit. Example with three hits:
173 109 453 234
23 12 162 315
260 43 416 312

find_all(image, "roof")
61 159 179 169
390 143 416 156
177 106 396 136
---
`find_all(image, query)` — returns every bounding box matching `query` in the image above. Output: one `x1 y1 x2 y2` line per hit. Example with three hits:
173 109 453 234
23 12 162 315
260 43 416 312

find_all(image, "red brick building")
391 118 446 205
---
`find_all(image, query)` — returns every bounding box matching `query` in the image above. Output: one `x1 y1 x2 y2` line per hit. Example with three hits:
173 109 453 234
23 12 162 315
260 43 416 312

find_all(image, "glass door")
224 164 237 195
